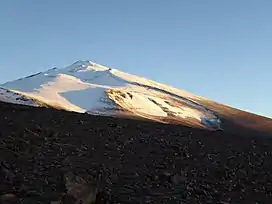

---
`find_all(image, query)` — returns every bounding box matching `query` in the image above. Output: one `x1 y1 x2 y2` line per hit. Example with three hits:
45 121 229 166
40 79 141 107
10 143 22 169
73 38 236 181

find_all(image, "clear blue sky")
0 0 271 117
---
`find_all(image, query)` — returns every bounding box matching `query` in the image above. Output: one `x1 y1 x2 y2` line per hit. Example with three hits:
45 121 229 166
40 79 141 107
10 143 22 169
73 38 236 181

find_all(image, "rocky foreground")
0 102 272 204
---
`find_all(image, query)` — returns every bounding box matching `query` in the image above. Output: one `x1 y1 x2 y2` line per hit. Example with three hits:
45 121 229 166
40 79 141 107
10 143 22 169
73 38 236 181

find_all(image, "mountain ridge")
0 60 271 135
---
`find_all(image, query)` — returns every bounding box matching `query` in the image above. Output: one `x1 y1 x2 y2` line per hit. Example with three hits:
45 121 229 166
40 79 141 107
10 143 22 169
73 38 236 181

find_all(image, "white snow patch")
0 87 37 106
0 60 222 130
110 69 202 101
149 96 204 120
108 91 167 117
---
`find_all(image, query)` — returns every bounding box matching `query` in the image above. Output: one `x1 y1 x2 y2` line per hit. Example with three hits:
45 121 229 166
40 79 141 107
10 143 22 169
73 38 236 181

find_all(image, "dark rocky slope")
0 101 272 203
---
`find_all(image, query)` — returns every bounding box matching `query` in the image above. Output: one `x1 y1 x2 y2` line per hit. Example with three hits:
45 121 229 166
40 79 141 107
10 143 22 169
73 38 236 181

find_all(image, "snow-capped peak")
0 60 222 130
61 60 112 74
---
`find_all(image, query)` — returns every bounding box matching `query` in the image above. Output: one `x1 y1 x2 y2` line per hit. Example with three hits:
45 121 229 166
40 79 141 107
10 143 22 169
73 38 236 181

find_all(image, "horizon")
0 1 271 118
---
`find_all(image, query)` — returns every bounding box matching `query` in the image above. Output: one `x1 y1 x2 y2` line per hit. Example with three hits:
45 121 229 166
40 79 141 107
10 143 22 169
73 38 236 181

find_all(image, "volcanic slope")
0 60 222 130
0 101 272 203
1 60 271 135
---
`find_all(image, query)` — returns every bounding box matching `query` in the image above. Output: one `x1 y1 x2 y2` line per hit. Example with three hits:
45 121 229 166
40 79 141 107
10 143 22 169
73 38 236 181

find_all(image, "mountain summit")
0 60 271 134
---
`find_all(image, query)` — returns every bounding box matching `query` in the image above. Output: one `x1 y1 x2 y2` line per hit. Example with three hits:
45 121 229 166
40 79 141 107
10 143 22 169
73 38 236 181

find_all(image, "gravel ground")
0 102 272 204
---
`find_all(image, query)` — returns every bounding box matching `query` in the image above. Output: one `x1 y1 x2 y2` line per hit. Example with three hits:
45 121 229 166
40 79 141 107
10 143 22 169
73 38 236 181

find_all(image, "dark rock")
0 194 19 204
0 101 272 203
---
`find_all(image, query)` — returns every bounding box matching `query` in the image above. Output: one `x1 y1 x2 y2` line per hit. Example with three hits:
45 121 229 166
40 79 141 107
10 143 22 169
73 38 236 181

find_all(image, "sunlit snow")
0 60 221 130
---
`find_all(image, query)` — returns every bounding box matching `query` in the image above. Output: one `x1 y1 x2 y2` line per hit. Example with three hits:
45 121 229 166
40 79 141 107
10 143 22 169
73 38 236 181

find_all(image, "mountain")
0 60 271 135
1 60 272 203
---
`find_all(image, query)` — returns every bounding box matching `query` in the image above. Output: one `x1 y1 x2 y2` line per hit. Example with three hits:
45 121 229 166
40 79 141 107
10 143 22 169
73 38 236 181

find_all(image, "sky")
0 0 271 117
